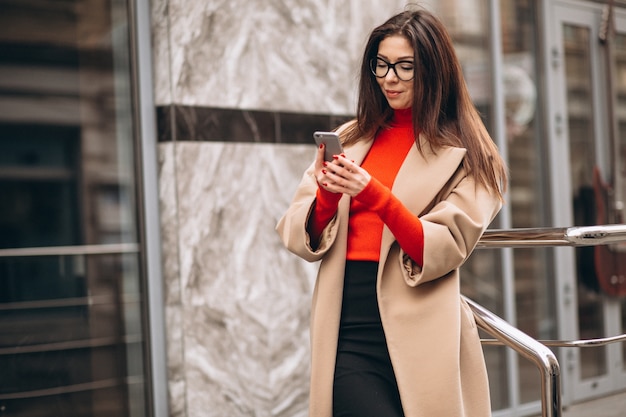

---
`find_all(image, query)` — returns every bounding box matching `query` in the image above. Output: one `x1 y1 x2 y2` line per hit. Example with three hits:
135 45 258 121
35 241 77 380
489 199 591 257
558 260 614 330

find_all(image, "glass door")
545 0 626 405
0 1 156 416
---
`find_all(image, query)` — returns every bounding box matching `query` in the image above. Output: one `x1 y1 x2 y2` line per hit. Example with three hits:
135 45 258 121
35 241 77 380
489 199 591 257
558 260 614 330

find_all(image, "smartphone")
313 131 343 162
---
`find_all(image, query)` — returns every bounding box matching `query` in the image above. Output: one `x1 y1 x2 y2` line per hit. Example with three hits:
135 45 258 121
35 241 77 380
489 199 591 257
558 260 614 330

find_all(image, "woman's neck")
391 107 413 127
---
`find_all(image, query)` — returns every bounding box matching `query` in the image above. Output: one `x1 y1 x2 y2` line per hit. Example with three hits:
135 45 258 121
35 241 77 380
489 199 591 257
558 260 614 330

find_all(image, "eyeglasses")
369 57 415 81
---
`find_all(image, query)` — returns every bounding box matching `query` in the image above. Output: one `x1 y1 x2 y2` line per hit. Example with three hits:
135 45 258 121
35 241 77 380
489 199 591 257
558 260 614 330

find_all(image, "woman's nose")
385 67 399 81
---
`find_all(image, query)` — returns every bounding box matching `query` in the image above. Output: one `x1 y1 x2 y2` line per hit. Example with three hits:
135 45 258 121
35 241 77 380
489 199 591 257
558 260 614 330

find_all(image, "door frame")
542 0 626 405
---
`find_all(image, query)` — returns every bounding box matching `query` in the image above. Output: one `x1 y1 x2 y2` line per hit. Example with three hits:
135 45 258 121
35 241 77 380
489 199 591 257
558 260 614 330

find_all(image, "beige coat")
276 133 502 417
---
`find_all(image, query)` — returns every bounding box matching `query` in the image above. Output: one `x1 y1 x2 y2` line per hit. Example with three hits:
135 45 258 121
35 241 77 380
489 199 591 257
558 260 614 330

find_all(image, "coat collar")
344 133 466 215
344 136 374 166
344 133 467 267
392 136 466 215
381 138 466 263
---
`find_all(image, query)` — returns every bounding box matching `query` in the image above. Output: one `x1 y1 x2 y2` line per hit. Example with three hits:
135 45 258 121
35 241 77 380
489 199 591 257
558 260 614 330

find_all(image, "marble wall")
152 0 407 112
151 1 408 416
159 142 320 416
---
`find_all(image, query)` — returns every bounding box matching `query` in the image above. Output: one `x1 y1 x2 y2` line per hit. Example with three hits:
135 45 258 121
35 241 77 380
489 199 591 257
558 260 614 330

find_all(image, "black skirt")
332 260 405 417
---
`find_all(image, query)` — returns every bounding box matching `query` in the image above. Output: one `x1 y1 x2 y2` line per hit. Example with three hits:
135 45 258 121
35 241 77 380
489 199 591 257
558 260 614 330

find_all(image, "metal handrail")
464 296 561 417
477 224 626 248
481 333 626 348
467 223 626 417
0 243 139 257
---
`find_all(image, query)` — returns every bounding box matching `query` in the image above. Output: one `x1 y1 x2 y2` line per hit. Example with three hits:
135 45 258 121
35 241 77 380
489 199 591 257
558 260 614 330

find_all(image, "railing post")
469 225 626 416
463 296 562 417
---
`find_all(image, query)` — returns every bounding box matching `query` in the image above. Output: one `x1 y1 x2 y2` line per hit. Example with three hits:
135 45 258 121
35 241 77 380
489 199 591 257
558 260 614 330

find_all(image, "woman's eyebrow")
377 54 414 61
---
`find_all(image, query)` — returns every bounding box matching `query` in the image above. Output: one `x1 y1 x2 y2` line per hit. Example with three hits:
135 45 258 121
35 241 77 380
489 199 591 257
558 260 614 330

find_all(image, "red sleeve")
354 177 424 266
307 186 342 246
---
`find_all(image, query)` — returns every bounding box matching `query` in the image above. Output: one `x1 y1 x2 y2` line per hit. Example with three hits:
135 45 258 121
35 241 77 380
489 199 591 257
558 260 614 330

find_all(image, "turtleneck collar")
390 107 413 127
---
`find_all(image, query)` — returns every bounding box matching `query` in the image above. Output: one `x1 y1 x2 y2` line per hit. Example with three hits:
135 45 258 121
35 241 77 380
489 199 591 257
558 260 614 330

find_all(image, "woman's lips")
386 90 401 98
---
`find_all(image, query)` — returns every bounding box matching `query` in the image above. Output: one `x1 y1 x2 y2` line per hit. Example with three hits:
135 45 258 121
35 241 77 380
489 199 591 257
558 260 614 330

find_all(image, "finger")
318 164 344 192
314 143 326 169
324 158 344 178
334 154 357 170
333 156 371 194
328 159 355 180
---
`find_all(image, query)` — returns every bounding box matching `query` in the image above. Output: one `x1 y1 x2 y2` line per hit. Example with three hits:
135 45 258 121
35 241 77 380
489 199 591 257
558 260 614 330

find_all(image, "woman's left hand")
322 154 371 197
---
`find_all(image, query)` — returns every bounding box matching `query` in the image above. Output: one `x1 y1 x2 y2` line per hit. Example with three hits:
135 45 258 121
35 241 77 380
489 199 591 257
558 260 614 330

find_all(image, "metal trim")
128 0 169 416
0 243 139 257
477 224 626 248
481 333 626 347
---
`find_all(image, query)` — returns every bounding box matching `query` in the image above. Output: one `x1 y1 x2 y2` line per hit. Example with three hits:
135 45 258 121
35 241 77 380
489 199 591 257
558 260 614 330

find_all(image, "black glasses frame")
369 57 415 81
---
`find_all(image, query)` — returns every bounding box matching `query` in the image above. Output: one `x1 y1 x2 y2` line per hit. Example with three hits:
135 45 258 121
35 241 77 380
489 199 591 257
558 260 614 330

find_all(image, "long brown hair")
342 8 508 198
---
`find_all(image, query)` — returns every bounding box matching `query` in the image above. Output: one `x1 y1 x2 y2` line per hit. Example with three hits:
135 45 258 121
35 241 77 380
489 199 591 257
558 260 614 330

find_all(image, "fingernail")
332 155 339 160
323 161 328 167
340 153 346 158
322 169 327 174
322 182 328 187
319 143 324 149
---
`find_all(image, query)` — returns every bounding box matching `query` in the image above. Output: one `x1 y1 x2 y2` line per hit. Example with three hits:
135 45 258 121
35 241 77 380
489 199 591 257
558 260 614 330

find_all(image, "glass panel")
422 0 509 411
0 127 81 248
0 0 148 415
0 252 144 417
562 23 607 379
461 250 508 410
615 30 626 370
622 297 626 371
500 0 556 405
619 33 626 219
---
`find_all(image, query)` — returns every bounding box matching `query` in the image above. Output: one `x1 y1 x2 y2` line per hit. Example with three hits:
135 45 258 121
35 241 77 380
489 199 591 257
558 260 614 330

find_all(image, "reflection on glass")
615 31 626 370
562 23 607 379
0 0 148 416
424 0 510 411
500 0 556 406
461 249 508 409
0 253 144 416
622 297 626 370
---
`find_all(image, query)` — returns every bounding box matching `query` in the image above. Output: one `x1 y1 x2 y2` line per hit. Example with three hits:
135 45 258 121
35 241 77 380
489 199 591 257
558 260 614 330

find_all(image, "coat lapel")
379 137 467 266
341 135 466 269
344 137 374 165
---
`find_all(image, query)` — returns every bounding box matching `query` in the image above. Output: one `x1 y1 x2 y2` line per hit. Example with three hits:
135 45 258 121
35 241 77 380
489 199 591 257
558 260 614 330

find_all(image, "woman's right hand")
315 145 371 196
315 144 338 193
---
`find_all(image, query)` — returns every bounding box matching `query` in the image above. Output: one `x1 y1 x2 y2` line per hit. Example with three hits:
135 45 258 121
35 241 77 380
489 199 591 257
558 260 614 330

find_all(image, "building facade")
1 0 625 416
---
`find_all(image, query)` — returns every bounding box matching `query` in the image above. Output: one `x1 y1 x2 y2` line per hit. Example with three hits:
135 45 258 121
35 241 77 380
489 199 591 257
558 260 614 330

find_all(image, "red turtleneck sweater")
309 108 424 266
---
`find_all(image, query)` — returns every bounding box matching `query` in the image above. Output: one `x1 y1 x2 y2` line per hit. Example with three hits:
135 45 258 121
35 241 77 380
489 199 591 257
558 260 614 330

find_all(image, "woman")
276 7 507 417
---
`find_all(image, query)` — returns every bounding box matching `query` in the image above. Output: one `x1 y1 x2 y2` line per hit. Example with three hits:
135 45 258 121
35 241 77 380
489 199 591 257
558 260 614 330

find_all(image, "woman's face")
374 35 414 110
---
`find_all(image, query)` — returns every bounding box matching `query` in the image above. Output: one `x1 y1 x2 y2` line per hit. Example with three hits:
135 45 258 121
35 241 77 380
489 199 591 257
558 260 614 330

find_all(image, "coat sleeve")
275 162 342 262
398 170 502 286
